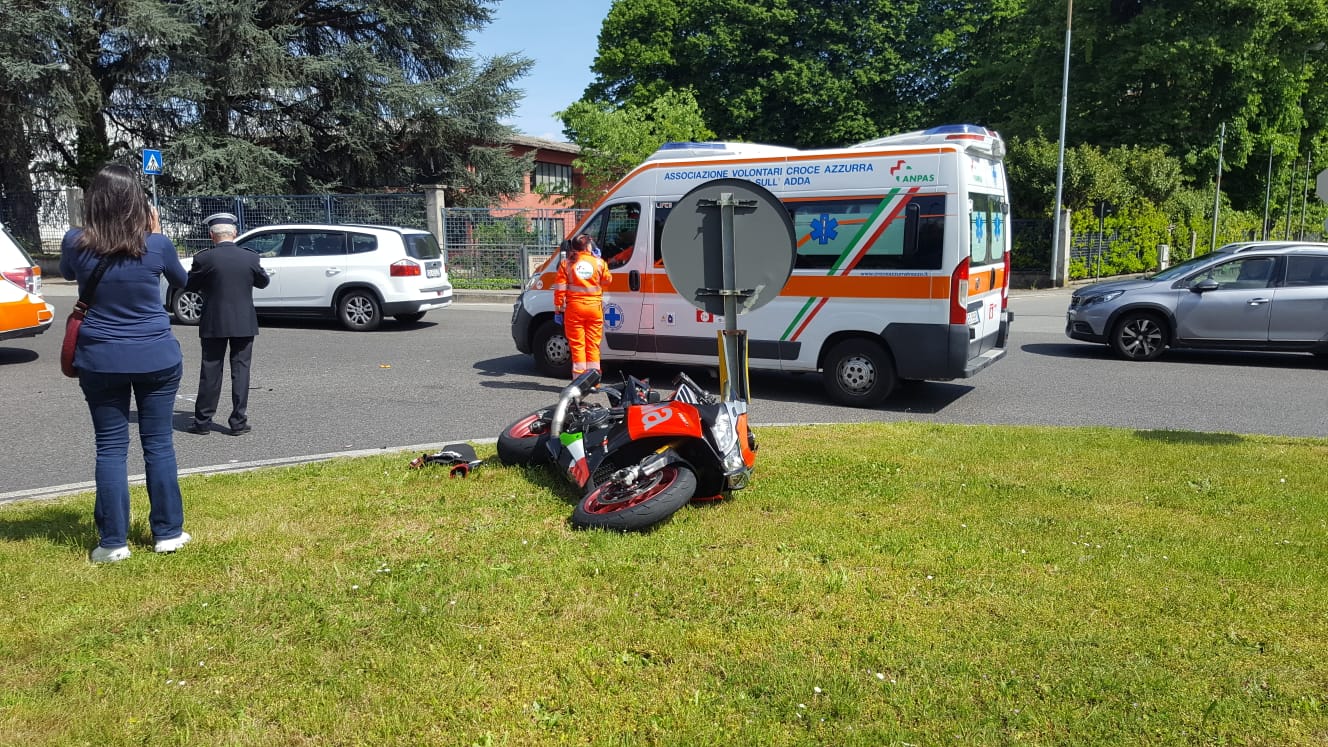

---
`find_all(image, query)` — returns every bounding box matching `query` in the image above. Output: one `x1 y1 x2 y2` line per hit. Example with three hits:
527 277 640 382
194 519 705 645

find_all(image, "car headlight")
1080 290 1124 307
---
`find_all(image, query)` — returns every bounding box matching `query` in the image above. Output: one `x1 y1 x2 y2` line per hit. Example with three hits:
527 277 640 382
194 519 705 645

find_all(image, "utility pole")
1210 122 1224 252
1050 0 1073 287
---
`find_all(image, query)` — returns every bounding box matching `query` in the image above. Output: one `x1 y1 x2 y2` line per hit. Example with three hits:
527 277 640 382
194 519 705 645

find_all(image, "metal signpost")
142 149 163 208
659 178 796 403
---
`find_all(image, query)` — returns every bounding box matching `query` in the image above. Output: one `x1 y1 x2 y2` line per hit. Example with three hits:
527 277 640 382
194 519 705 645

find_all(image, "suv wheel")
1111 312 1167 361
171 289 203 325
338 289 382 331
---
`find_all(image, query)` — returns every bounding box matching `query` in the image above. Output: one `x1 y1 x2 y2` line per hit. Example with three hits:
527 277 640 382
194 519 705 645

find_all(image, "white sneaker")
90 545 131 563
154 532 192 553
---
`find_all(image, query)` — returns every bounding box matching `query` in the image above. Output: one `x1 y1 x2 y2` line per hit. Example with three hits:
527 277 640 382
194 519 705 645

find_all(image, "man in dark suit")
185 212 270 435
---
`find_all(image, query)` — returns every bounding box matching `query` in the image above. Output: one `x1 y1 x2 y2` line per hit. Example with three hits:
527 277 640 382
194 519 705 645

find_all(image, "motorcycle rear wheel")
497 409 553 466
571 463 697 532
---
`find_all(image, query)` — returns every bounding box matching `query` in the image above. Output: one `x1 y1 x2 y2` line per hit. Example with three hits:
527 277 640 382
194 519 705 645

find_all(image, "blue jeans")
78 363 186 549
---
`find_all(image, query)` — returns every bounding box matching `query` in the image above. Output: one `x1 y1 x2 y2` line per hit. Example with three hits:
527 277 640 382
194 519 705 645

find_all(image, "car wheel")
171 289 203 325
532 318 571 378
822 338 896 407
1110 312 1167 361
394 312 426 324
337 289 382 331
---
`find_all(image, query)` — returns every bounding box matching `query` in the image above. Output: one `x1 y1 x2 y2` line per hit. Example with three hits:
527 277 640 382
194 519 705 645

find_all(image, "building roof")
506 134 581 155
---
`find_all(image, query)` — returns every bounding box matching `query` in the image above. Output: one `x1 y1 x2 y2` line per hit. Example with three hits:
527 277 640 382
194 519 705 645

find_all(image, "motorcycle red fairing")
624 402 704 440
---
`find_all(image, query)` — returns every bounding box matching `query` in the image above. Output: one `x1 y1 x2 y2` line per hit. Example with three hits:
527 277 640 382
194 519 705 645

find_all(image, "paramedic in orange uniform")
554 234 613 378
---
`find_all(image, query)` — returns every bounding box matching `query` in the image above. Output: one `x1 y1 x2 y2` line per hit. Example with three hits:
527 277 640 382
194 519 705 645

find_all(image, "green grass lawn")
2 423 1326 745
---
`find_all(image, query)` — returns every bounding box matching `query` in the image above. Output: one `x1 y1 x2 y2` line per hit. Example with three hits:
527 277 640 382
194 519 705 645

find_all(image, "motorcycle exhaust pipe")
549 370 600 439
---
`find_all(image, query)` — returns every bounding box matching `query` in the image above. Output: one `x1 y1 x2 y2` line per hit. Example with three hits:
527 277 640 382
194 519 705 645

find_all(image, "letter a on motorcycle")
626 403 702 440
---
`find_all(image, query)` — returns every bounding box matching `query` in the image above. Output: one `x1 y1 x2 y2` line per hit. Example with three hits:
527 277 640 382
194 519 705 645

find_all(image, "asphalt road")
3 284 1324 501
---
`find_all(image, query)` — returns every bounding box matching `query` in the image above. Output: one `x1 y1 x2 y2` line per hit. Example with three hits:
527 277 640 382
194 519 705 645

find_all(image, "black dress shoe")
185 423 211 435
229 424 252 436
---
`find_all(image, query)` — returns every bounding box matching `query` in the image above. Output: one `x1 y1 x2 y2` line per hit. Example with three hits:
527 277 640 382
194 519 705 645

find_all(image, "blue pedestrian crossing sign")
142 149 164 175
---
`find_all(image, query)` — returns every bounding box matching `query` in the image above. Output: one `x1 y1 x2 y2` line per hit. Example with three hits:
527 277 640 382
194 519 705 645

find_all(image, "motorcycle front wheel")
497 409 553 466
571 463 697 532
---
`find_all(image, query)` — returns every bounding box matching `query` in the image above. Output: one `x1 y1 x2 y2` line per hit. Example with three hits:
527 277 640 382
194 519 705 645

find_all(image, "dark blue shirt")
60 229 188 374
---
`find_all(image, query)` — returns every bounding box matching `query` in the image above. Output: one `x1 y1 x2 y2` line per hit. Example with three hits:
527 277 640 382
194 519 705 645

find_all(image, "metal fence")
442 207 589 288
0 189 77 252
158 194 427 254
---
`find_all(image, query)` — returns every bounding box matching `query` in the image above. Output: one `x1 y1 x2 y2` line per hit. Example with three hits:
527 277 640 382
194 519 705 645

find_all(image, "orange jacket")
553 250 612 311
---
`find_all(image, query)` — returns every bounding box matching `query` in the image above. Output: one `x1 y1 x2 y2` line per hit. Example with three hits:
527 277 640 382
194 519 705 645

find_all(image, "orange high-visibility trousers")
565 295 603 376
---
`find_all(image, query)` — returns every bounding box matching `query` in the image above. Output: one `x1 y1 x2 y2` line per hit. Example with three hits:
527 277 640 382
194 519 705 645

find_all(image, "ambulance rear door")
965 188 1008 356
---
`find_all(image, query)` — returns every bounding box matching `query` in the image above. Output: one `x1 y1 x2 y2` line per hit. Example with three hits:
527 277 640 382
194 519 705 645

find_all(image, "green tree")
557 88 713 199
585 0 928 148
1 0 534 228
938 0 1328 217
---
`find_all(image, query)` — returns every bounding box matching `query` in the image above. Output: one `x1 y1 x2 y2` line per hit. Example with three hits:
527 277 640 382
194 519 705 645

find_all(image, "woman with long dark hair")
60 164 190 563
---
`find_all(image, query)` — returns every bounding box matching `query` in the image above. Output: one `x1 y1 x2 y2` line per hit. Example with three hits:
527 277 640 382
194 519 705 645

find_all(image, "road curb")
0 437 500 506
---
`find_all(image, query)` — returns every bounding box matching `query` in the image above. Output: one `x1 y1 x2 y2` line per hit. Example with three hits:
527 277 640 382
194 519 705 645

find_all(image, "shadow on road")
172 317 440 334
0 347 40 366
467 355 978 414
1021 342 1324 370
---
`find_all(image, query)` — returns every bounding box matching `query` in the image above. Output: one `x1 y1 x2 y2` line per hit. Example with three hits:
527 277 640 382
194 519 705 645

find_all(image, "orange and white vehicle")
0 275 55 342
511 124 1013 406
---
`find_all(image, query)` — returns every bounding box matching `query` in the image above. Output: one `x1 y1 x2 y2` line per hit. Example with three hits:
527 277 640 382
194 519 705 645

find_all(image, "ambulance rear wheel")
533 319 572 378
823 338 896 407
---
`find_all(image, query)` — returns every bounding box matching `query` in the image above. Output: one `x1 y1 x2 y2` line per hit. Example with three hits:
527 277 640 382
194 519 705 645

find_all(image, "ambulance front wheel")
823 338 896 407
533 318 572 378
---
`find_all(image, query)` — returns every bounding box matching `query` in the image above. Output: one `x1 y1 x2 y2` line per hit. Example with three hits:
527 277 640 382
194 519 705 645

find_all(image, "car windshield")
1147 253 1221 281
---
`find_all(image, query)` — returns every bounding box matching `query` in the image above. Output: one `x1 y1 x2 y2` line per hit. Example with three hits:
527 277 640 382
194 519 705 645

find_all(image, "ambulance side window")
789 199 882 270
585 203 641 268
853 194 945 270
789 196 945 271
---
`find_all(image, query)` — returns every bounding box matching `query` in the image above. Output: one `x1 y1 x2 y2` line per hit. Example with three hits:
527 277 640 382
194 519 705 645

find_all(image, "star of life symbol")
810 214 838 245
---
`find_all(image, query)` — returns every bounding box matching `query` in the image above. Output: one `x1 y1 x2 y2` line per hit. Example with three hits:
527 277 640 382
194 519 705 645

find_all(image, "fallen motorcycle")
498 370 757 531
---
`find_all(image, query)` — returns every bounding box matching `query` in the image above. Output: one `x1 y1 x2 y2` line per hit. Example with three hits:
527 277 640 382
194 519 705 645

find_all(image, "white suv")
167 224 452 331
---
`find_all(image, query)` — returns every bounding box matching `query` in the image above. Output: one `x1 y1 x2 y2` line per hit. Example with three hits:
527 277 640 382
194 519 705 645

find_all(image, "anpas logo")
889 159 935 184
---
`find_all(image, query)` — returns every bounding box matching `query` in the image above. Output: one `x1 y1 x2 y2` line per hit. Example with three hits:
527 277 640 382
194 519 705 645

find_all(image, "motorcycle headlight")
710 408 737 455
722 450 746 473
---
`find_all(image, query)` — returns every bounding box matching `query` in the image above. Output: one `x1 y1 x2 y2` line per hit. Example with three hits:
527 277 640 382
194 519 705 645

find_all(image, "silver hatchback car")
1066 246 1328 360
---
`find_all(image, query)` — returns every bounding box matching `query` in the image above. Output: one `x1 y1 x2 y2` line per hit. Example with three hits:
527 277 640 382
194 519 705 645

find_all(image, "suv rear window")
403 233 442 260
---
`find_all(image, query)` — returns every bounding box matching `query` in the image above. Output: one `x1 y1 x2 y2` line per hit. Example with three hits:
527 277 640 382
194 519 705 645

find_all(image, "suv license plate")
426 266 441 278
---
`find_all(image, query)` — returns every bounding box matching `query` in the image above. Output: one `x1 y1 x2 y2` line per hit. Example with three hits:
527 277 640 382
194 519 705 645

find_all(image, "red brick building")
502 135 585 210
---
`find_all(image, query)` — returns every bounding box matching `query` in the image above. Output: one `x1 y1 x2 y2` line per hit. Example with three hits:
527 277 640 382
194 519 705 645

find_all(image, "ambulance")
511 124 1013 407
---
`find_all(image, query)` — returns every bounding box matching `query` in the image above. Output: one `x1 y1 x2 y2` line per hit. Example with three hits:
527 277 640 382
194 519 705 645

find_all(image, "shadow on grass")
0 503 95 549
1133 430 1244 445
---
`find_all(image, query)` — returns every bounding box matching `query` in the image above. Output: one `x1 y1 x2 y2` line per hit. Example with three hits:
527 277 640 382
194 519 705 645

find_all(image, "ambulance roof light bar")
850 124 1004 153
647 141 799 161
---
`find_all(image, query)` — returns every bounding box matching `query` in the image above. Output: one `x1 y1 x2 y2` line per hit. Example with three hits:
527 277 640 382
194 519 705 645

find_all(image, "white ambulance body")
511 124 1013 407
